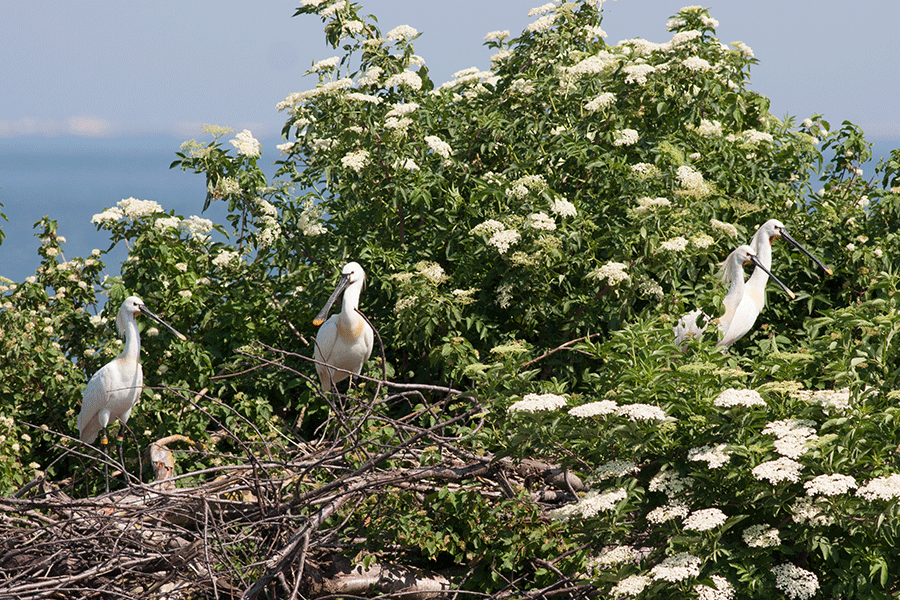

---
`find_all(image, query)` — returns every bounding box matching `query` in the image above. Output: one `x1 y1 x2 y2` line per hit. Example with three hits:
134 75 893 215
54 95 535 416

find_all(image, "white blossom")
341 148 370 172
508 393 568 413
710 218 739 237
714 388 765 408
752 457 804 485
425 135 452 158
695 575 734 600
585 92 615 112
613 128 639 147
804 473 857 496
487 229 521 254
742 524 781 548
688 444 731 469
596 262 629 286
771 564 819 600
647 501 690 523
660 236 688 252
568 400 618 418
550 197 577 217
650 553 701 583
683 507 727 531
528 212 556 231
617 403 667 421
610 575 651 597
386 25 418 41
856 474 900 501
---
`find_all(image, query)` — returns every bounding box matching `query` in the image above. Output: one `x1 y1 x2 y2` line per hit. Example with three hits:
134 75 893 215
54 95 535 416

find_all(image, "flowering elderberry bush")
4 1 900 598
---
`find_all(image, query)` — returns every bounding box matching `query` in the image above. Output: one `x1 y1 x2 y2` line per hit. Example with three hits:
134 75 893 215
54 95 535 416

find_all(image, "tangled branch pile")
0 372 586 600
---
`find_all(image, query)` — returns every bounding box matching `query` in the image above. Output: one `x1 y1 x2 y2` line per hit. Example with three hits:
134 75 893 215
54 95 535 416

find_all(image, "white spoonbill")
717 220 832 347
313 262 374 392
717 245 795 348
78 296 185 488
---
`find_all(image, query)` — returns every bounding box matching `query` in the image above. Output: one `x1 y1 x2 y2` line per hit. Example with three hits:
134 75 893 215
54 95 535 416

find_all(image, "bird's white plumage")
717 219 830 348
78 296 183 444
313 262 374 392
717 245 794 347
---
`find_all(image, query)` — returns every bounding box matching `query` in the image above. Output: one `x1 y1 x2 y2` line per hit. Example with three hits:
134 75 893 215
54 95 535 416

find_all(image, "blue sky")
2 0 899 143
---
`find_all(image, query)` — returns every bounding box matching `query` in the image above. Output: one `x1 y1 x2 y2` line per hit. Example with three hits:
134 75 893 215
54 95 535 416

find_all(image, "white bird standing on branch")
78 296 186 490
717 245 796 347
313 262 374 393
717 219 832 347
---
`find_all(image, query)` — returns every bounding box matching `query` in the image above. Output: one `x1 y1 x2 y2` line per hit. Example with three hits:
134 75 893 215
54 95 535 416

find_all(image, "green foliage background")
3 1 900 597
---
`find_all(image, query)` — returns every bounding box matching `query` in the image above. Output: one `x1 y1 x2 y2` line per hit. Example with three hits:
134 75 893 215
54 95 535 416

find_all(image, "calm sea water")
0 136 277 284
1 136 898 285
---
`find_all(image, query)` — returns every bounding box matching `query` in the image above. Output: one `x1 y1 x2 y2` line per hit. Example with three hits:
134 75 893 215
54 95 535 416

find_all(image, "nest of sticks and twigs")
0 346 587 600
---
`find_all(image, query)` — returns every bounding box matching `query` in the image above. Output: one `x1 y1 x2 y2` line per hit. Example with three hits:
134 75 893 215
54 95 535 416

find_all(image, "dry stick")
242 494 350 600
518 333 602 371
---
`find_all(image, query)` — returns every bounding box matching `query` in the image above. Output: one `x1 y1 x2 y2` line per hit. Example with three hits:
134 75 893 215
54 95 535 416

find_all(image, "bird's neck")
338 284 364 331
747 241 773 288
120 319 141 362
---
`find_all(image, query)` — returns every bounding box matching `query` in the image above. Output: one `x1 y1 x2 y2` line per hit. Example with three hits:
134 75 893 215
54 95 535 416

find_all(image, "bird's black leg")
116 431 127 488
100 426 110 494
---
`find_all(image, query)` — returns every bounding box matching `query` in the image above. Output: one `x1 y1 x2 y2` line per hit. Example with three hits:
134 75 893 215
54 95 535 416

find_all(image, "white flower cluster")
527 212 556 230
649 471 694 497
695 575 734 600
411 261 448 284
791 387 851 413
385 102 419 117
676 165 708 193
752 457 804 485
181 215 214 241
590 545 639 568
742 524 780 548
856 473 900 501
804 473 857 497
568 400 618 418
231 129 261 156
470 219 505 236
762 419 817 459
613 128 639 147
697 119 723 137
617 403 667 421
771 563 819 600
307 56 339 73
585 92 616 112
596 261 629 286
713 388 765 408
212 250 241 268
634 196 671 213
526 13 558 34
425 135 452 159
484 29 510 41
710 218 739 237
660 236 688 252
593 460 640 481
550 488 627 520
341 148 370 172
790 496 833 526
550 197 577 217
688 444 731 469
682 56 712 71
622 63 656 85
386 24 418 41
277 78 353 111
683 507 727 531
650 553 701 583
488 229 521 254
647 501 690 524
384 70 422 90
611 575 651 597
508 392 567 413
